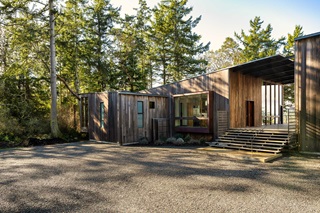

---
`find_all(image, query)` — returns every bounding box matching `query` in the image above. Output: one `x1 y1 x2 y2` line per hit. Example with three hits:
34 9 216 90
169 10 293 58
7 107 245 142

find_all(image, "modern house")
80 91 169 145
80 32 320 153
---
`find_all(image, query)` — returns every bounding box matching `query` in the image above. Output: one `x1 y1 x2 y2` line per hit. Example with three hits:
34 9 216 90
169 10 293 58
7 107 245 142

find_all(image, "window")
174 92 211 133
80 97 89 131
137 101 144 128
149 101 155 109
100 102 104 128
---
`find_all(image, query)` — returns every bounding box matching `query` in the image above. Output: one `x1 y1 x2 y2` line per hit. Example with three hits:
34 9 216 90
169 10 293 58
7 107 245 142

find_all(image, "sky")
112 0 320 50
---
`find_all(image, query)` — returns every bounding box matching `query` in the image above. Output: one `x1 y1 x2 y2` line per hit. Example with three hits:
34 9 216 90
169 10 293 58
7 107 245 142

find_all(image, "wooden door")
246 101 254 127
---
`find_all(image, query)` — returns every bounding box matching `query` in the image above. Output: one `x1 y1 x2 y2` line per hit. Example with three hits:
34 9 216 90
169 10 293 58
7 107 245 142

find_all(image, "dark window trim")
137 101 144 128
174 91 213 133
100 102 104 128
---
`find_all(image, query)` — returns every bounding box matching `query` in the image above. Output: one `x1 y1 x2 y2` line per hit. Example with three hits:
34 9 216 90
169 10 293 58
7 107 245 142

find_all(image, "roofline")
144 68 229 91
228 54 293 70
79 91 168 98
295 32 320 41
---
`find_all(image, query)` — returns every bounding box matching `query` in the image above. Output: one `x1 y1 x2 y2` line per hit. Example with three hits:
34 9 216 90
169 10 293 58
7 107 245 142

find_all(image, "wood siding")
229 71 263 128
295 35 320 152
87 93 109 142
83 92 168 144
118 94 168 144
146 69 230 139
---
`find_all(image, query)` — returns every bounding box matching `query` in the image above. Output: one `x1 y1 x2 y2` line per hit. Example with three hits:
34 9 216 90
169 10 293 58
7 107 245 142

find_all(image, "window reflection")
174 93 209 128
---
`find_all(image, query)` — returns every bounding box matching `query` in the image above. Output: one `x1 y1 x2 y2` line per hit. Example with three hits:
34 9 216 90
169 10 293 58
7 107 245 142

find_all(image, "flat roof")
295 31 320 41
230 55 294 84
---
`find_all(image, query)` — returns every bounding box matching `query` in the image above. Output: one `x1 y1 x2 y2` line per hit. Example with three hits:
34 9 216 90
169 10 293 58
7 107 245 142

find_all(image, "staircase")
208 128 293 154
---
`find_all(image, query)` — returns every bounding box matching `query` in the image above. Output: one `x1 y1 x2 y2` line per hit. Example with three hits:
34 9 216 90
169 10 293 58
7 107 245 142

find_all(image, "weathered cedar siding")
146 69 230 139
295 34 320 152
119 94 168 144
84 92 168 144
88 93 108 142
229 71 263 128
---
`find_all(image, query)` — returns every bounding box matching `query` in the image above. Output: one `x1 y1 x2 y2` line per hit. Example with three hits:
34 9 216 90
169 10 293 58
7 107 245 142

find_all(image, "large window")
137 101 144 128
174 91 211 133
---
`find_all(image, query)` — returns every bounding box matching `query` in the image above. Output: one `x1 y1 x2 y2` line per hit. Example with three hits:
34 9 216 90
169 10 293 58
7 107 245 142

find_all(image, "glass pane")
137 114 143 128
100 102 104 128
137 101 143 114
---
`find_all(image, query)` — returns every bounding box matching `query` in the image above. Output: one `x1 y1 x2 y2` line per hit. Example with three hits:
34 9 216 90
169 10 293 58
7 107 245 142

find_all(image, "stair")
208 128 292 154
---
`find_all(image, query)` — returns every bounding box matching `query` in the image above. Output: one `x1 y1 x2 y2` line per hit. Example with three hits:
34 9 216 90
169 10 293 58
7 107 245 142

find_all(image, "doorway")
246 101 254 127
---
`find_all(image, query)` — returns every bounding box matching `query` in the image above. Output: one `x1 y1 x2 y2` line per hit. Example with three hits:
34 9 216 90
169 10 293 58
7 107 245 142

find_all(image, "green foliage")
151 0 209 84
235 16 285 63
205 37 242 71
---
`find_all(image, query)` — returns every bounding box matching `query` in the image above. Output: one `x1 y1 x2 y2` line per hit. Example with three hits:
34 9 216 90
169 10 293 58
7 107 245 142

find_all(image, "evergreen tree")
151 0 209 84
235 16 285 62
205 37 242 72
83 0 120 92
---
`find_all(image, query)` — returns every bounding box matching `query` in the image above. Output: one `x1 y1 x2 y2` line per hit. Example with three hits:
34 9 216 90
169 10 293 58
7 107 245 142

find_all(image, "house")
79 91 169 145
80 54 295 147
295 32 320 152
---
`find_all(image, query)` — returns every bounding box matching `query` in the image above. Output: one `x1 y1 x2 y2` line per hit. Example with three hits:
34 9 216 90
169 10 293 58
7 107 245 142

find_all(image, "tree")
235 16 285 62
151 0 209 85
205 37 242 72
49 0 62 137
82 0 120 92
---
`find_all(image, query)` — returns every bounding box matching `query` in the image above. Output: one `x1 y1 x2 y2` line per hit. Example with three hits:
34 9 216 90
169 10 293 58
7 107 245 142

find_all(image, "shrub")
173 138 185 146
166 137 177 144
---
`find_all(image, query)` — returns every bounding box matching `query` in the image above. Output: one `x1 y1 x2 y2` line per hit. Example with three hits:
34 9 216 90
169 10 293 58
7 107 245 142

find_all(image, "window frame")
173 91 212 133
100 102 104 128
137 101 144 128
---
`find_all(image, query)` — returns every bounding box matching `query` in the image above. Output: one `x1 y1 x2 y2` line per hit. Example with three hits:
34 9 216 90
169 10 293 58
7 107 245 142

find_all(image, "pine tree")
235 16 285 62
205 37 242 71
83 0 120 92
151 0 209 85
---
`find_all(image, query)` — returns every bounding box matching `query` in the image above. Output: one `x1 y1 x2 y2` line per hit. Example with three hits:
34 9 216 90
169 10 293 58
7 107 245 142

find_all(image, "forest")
0 0 303 146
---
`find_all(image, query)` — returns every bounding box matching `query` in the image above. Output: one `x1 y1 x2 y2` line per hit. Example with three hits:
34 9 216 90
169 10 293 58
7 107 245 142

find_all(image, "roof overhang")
229 55 294 84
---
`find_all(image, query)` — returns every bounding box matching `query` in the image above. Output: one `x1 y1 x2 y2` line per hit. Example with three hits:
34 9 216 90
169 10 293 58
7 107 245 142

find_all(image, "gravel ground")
0 142 319 213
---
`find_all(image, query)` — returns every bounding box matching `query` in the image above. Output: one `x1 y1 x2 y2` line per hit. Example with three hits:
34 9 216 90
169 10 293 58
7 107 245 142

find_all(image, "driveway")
0 142 319 212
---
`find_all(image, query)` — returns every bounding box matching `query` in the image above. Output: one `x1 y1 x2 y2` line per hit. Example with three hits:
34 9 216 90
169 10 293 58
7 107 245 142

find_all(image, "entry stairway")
208 128 294 154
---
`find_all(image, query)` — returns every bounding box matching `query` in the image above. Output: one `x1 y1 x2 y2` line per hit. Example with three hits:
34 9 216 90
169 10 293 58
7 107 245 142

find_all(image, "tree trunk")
49 0 61 138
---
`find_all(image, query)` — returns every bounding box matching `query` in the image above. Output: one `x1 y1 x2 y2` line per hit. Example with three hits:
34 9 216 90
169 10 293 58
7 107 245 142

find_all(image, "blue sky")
113 0 320 50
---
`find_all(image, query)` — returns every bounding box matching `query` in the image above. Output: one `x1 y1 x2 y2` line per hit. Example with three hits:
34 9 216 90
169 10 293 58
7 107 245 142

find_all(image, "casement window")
137 101 144 128
80 97 89 131
174 91 212 133
100 102 104 128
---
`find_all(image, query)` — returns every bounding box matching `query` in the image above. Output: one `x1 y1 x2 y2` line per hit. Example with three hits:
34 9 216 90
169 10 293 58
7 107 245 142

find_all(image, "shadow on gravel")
1 142 319 212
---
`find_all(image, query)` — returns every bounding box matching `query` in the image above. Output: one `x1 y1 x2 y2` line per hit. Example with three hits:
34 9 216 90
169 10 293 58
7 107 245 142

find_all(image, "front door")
246 101 254 127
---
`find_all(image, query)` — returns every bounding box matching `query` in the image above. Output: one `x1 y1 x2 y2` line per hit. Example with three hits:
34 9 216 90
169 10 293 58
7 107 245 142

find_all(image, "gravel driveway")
0 142 319 213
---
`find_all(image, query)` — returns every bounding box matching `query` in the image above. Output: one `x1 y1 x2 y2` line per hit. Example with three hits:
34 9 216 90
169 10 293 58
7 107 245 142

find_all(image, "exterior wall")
295 34 320 152
87 93 109 142
229 71 263 128
83 92 168 144
118 94 168 144
146 69 230 139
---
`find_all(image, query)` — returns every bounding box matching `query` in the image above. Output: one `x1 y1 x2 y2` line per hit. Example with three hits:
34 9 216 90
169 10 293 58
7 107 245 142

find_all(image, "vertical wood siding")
119 94 168 144
229 71 263 128
295 35 320 152
87 93 109 142
146 69 230 139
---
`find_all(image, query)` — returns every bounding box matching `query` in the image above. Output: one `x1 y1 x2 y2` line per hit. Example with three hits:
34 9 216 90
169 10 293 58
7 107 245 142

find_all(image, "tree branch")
56 74 80 100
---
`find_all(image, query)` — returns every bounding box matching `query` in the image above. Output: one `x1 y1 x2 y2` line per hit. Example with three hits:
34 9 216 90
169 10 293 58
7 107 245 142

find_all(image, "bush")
166 137 176 144
173 138 185 146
